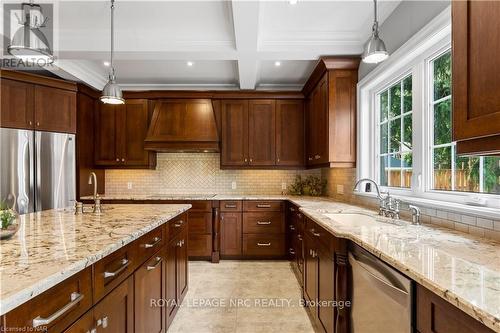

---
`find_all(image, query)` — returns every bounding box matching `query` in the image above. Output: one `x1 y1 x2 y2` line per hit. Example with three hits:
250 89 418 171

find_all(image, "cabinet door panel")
176 228 189 303
316 74 329 164
0 78 34 129
303 234 318 317
122 99 151 166
134 252 165 333
34 85 76 133
63 310 94 333
248 100 276 166
276 100 304 166
220 212 242 256
453 1 500 142
165 239 178 328
317 245 335 333
93 276 134 333
221 100 248 166
94 104 118 165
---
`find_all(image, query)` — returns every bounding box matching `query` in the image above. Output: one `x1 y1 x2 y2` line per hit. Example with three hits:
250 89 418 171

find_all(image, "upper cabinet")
220 99 304 168
303 57 359 168
452 1 500 155
94 99 156 169
0 70 76 133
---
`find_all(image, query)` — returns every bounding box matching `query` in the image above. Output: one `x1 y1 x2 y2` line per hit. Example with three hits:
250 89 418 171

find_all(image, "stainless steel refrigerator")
0 128 76 214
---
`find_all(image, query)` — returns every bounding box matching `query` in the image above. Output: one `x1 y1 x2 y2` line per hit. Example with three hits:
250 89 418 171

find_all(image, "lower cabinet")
134 252 165 333
63 311 94 333
220 212 242 257
93 276 134 333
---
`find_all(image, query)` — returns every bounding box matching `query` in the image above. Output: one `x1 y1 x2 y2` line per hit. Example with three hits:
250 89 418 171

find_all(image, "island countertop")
0 204 191 316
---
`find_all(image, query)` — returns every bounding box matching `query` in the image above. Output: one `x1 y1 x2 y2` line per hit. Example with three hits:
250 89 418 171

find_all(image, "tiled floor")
168 260 316 333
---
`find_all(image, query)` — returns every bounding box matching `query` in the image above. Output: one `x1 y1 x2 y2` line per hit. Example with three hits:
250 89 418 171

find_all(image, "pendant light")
100 0 124 104
7 1 54 64
362 0 389 64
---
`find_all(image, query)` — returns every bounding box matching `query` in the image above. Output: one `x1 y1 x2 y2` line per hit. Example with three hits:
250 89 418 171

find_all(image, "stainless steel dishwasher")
349 244 412 333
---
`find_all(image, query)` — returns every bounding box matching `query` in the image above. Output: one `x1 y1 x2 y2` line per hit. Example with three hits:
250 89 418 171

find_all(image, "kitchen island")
0 204 191 332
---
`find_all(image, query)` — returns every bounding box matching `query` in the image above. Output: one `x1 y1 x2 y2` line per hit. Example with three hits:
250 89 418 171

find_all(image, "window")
357 11 500 210
430 51 500 194
377 75 413 188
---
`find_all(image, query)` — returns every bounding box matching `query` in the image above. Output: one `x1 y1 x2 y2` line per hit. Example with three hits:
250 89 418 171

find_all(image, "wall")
359 0 450 79
322 168 500 242
105 153 320 195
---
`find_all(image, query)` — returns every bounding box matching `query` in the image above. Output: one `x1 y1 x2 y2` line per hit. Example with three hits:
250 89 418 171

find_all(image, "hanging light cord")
109 0 115 80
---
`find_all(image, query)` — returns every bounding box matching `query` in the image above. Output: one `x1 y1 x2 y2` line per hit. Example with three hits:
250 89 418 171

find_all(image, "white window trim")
356 6 500 217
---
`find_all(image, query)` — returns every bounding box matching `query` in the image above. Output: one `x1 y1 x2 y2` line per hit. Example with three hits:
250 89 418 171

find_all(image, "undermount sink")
324 212 406 227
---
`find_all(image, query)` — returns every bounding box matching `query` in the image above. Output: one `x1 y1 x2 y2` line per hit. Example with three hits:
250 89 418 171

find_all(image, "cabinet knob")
36 122 40 126
116 158 120 162
244 158 248 163
249 158 253 163
121 158 125 162
308 157 313 161
277 157 280 163
28 121 33 126
314 155 321 160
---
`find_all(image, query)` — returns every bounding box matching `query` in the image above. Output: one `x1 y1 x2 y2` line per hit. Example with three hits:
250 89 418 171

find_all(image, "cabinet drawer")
188 212 212 234
243 212 284 234
133 226 165 267
306 218 332 250
243 234 285 257
188 234 213 257
220 200 242 212
168 213 188 241
4 267 92 333
243 200 283 212
94 245 134 302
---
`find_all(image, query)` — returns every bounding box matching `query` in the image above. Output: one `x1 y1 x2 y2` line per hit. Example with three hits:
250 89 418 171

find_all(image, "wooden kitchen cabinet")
303 233 319 317
94 99 156 168
93 276 134 333
416 284 494 333
220 99 304 168
276 100 305 167
220 212 242 257
303 58 359 168
452 1 500 155
0 71 77 133
134 251 165 333
248 99 276 166
221 100 248 166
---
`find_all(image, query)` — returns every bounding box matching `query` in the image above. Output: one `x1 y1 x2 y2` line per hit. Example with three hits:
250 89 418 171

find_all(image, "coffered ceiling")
5 0 401 90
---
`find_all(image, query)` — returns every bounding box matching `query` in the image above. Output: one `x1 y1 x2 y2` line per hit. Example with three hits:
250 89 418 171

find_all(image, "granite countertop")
82 193 500 331
0 204 191 316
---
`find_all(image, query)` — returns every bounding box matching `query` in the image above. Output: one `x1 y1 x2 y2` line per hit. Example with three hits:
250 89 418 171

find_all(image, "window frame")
357 6 500 212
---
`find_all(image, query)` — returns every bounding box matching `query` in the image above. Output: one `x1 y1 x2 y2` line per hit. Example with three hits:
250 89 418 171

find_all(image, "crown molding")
54 59 107 90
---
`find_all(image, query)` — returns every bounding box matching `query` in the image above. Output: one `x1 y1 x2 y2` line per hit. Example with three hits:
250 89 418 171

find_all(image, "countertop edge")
0 204 191 316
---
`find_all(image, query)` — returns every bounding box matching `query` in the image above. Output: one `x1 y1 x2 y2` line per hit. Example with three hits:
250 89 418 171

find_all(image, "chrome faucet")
408 205 421 225
88 172 102 214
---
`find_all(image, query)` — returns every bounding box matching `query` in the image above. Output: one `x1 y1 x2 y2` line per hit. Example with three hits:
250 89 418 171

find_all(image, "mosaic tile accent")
105 153 320 196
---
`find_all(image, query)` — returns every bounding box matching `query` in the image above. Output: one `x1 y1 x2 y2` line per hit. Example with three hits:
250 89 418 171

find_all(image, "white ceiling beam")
230 0 260 90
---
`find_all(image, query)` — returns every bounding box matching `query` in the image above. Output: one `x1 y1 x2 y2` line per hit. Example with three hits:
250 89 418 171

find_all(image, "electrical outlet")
127 182 133 190
336 184 344 194
231 181 237 190
281 182 287 190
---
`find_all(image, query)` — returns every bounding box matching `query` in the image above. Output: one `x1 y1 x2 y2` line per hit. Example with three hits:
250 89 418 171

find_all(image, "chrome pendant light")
362 0 389 64
101 0 124 105
7 1 54 64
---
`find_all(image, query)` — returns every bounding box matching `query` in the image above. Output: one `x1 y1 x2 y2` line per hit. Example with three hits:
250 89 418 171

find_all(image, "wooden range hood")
144 99 220 152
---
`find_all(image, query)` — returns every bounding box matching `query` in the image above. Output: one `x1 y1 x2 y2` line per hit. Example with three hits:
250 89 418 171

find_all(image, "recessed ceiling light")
103 61 110 67
288 0 298 5
274 61 281 67
187 61 194 67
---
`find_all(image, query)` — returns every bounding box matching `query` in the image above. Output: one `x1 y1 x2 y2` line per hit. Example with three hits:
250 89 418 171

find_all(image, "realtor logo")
3 1 54 67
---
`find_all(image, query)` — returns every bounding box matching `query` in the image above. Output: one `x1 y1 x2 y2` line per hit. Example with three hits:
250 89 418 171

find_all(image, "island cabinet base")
2 212 189 333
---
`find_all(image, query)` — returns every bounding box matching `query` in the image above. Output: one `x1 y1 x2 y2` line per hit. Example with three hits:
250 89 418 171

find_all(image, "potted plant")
0 201 18 240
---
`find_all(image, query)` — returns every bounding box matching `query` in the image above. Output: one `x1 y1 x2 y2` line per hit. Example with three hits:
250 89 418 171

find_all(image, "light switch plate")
127 182 133 190
231 181 237 190
336 184 344 194
281 182 287 190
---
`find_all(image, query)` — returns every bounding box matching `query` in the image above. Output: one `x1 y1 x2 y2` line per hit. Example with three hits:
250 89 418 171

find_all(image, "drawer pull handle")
32 292 84 327
147 256 162 270
298 234 303 241
257 242 271 246
97 316 108 328
177 239 185 247
310 228 321 237
289 207 296 212
174 220 184 228
144 236 161 248
257 204 271 208
289 248 296 255
289 225 295 231
257 221 271 225
104 258 129 279
225 204 237 208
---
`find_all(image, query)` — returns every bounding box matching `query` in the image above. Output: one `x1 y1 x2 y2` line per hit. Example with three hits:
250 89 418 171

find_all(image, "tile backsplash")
105 153 320 195
322 168 500 242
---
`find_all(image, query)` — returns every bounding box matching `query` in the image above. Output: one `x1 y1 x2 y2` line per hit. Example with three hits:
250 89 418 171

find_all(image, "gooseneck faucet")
88 172 102 214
